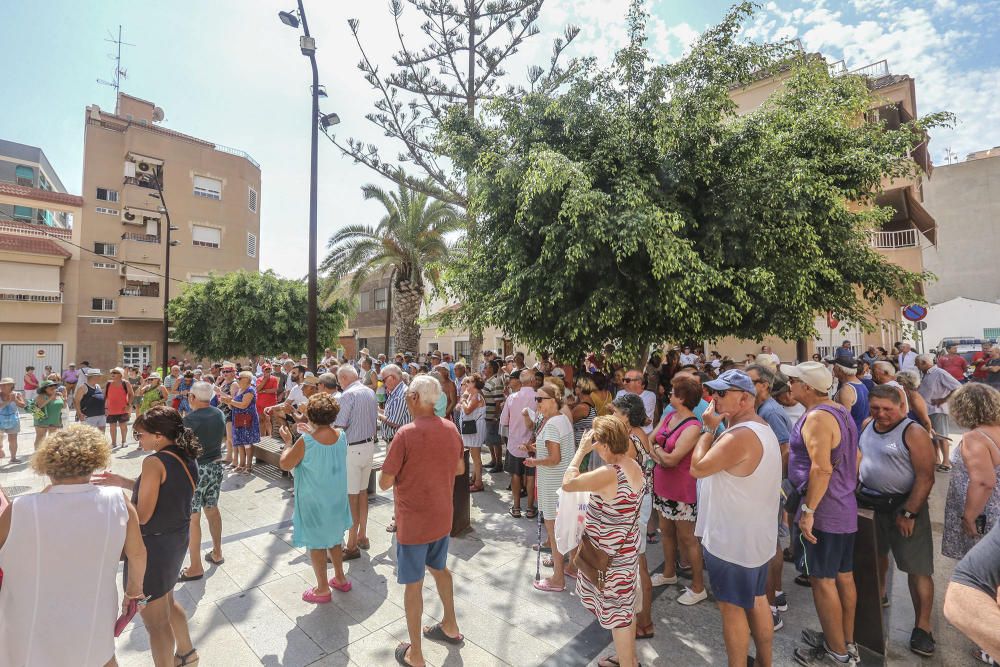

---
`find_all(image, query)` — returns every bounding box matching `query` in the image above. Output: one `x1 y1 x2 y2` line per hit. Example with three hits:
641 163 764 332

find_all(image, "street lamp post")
279 2 325 371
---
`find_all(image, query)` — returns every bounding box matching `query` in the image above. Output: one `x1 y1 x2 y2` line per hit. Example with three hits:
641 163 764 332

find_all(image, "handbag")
234 412 253 429
461 418 478 435
781 478 805 514
554 489 590 554
573 496 642 591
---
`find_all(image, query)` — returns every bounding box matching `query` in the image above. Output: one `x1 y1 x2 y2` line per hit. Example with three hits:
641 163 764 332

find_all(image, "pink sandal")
328 578 352 592
302 587 332 603
532 579 565 593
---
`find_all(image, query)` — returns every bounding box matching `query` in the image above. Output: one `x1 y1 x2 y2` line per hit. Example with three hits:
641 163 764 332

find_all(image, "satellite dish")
152 106 165 122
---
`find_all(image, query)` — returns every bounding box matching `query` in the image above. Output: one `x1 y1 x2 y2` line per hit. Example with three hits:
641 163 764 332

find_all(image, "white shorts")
637 493 653 554
84 415 107 429
346 440 376 494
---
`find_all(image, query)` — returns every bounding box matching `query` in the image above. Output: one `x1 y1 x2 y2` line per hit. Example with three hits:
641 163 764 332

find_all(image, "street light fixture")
278 1 339 371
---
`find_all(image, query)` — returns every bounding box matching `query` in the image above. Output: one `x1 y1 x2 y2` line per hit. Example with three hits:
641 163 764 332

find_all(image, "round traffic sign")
35 348 46 358
915 321 928 331
903 304 927 322
826 311 839 329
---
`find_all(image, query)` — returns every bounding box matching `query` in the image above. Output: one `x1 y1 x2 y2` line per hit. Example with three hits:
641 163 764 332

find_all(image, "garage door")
1 344 64 390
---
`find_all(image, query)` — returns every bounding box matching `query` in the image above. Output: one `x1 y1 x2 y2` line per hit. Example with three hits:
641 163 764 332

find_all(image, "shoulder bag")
573 489 642 591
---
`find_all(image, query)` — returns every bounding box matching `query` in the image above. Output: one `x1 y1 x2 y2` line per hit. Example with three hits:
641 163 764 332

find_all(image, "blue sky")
3 0 997 277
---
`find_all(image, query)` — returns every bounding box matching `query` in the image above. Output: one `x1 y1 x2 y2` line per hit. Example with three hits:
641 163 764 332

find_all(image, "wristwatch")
701 426 715 435
901 509 918 520
800 503 815 514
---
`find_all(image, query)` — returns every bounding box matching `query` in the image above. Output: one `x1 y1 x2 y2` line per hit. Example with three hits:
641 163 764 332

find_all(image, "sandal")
542 555 554 568
936 464 952 472
422 622 464 645
469 483 484 492
794 573 811 587
177 568 204 582
328 577 352 592
509 506 522 518
175 648 199 666
342 547 362 561
524 508 538 519
394 643 418 666
204 551 225 565
636 624 655 640
532 578 565 592
646 531 660 544
302 587 332 603
358 537 370 550
598 655 620 667
973 648 996 665
386 520 397 533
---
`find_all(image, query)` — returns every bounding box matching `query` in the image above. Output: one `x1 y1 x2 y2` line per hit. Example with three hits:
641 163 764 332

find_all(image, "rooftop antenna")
944 147 959 165
96 25 134 114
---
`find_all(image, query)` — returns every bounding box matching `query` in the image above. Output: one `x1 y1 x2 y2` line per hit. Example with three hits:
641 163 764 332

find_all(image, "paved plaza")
0 413 981 666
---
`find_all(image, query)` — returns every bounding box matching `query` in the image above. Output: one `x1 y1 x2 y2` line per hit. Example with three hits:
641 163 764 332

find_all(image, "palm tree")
321 182 463 355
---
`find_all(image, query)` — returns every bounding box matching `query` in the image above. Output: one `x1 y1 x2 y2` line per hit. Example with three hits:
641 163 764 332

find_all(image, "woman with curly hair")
93 406 202 666
279 392 354 603
0 424 147 666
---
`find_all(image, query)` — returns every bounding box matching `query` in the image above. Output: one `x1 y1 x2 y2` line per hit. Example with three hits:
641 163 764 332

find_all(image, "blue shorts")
796 529 856 579
703 548 768 609
484 420 501 445
396 535 450 584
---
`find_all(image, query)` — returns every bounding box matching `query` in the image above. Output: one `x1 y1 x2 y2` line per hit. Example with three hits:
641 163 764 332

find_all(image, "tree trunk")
393 277 424 355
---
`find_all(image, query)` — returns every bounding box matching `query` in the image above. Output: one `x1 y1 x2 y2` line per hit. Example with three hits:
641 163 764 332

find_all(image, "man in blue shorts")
380 374 465 667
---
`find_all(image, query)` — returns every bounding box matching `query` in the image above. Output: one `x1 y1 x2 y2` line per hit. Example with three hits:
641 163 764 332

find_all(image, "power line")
0 219 190 285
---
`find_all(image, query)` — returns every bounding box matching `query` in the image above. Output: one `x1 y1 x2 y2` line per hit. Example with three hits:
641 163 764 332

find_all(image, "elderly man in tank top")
690 370 782 667
780 361 860 667
858 384 937 657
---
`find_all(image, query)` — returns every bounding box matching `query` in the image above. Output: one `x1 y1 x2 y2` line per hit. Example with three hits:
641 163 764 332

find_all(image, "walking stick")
535 470 542 584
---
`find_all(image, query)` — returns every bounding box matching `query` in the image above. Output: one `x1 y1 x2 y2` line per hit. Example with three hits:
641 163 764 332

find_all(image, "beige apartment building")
716 56 937 362
76 92 261 371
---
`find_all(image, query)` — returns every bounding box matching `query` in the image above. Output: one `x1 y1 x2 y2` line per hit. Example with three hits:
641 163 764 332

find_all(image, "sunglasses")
624 377 642 383
535 396 553 403
709 389 730 398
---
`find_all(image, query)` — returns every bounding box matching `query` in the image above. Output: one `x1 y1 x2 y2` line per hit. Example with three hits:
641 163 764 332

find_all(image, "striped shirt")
483 374 505 422
381 381 412 441
334 380 378 444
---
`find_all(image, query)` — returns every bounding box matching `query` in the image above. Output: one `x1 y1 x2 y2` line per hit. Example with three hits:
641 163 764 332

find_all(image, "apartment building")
716 56 937 362
76 92 261 371
0 141 82 385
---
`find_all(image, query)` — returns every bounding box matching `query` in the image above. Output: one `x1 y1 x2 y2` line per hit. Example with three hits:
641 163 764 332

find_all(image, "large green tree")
441 1 950 361
321 182 463 354
167 271 347 360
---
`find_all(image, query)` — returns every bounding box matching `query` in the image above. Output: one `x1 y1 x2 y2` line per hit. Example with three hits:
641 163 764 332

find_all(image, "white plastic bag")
554 488 591 554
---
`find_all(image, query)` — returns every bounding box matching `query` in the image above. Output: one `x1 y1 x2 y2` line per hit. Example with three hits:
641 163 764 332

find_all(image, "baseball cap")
704 369 757 396
834 357 859 370
771 374 790 396
301 375 320 386
780 362 833 393
551 367 566 378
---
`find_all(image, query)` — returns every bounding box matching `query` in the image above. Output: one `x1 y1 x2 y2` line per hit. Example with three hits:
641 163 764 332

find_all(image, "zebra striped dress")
576 464 646 629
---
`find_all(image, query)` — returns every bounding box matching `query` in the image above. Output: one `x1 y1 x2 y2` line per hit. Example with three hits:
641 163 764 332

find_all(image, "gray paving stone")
217 587 326 666
259 572 372 652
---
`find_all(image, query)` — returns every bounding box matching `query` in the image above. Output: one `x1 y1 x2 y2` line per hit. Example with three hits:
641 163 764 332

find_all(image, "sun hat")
704 369 757 396
0 377 14 386
779 361 834 393
37 379 58 391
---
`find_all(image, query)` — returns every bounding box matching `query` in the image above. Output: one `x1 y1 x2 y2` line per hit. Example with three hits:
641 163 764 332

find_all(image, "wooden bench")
252 437 387 488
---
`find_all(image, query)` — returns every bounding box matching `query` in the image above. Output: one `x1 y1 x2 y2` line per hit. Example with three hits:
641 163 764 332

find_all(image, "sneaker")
775 591 789 612
650 572 678 587
910 628 936 657
773 612 784 631
793 645 857 666
801 631 859 662
881 594 890 608
677 587 708 605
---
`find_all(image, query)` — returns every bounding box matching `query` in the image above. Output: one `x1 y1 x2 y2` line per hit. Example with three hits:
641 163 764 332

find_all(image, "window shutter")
248 186 258 213
191 225 221 247
247 232 257 258
193 176 222 199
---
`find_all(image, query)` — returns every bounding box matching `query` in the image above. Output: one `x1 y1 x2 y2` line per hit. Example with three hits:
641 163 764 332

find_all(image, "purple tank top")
788 403 859 534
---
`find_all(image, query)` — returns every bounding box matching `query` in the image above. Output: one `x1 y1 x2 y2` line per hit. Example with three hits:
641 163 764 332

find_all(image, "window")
984 328 1000 341
374 287 388 310
95 207 119 215
428 342 439 353
189 274 211 284
193 175 222 200
248 186 258 213
38 174 50 191
454 340 471 362
123 345 151 368
93 261 117 270
191 225 221 248
246 232 257 258
12 206 32 220
91 298 115 311
96 188 119 202
15 165 33 187
89 318 114 325
94 242 117 256
358 291 370 312
358 338 368 351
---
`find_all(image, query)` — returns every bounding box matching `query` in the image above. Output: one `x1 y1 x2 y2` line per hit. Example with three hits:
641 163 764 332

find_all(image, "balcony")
0 290 63 324
117 295 162 319
121 231 160 244
868 229 918 249
120 283 160 297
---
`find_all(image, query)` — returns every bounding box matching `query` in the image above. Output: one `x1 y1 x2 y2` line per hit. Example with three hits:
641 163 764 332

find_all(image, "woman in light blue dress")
279 392 354 603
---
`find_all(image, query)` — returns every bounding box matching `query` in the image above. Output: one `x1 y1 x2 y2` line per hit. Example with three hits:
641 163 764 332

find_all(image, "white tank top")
695 421 782 568
0 484 128 666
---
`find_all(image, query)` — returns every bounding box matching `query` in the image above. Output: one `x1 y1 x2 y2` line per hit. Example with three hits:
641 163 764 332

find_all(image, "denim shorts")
396 535 449 584
484 420 501 445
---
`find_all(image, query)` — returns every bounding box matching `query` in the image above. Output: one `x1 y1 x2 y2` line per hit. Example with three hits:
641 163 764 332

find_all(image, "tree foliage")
167 271 348 360
441 1 952 361
320 183 463 354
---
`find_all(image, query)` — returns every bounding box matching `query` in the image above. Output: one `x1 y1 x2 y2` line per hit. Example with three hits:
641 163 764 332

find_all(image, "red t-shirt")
381 416 463 545
255 375 279 410
972 351 990 380
937 354 968 382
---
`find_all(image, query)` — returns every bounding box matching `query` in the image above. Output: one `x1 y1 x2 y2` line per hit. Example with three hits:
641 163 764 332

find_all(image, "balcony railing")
214 143 261 169
850 59 890 79
121 232 160 243
0 290 63 303
120 284 160 297
0 220 72 239
869 228 918 249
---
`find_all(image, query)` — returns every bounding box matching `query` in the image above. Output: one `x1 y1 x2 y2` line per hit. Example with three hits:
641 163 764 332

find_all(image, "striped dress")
576 464 646 629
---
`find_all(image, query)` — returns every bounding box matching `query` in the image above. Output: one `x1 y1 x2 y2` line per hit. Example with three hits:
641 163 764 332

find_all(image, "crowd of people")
1 339 999 667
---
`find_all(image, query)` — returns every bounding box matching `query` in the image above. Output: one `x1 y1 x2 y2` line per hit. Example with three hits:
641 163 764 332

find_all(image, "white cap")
779 362 833 393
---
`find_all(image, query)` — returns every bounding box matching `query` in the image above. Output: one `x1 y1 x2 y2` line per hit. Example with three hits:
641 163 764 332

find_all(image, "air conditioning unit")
119 264 128 277
121 209 140 225
124 161 136 179
136 162 156 177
